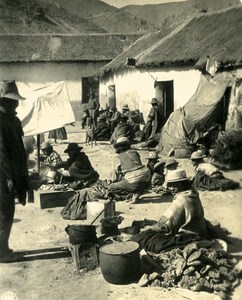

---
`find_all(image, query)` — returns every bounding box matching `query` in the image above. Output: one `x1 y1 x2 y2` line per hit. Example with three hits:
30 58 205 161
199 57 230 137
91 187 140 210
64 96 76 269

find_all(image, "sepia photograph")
0 0 242 299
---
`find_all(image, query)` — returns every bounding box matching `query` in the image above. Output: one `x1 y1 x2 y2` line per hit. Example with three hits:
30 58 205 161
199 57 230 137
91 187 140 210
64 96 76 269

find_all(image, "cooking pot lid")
100 241 139 255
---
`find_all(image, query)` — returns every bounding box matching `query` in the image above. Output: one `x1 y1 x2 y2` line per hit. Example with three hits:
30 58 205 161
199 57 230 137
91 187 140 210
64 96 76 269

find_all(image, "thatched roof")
0 34 141 63
97 6 242 77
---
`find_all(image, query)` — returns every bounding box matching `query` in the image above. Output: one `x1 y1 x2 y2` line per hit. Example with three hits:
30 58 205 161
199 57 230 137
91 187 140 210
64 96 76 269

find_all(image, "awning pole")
36 134 40 174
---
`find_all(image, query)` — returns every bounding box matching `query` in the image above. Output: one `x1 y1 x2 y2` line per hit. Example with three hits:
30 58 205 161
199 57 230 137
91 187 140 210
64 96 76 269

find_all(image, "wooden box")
69 243 99 271
34 189 76 209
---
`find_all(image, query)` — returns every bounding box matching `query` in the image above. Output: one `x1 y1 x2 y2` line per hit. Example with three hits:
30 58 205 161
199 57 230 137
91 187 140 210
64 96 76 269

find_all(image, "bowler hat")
41 141 52 150
165 157 179 168
191 151 206 160
151 98 158 105
154 160 166 170
64 143 83 153
114 137 131 148
166 169 189 183
0 80 25 101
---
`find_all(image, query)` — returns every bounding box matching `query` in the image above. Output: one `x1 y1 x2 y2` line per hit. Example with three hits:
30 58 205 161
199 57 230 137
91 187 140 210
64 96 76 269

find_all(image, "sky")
101 0 186 8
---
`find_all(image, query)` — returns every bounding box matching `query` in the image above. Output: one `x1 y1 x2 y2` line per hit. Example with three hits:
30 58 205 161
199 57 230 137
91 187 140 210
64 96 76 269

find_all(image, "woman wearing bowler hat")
108 137 151 204
56 143 99 188
132 168 228 253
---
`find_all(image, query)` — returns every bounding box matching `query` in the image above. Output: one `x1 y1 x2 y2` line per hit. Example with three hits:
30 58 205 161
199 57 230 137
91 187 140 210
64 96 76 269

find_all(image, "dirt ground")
0 127 242 300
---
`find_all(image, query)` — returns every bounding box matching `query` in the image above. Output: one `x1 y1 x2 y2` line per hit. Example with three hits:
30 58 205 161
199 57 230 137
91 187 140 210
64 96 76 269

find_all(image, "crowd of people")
0 81 240 267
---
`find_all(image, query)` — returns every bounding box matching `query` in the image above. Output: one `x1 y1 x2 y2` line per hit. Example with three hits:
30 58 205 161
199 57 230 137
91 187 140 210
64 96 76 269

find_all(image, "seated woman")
152 157 179 194
191 151 239 191
108 137 151 204
132 169 229 253
30 141 62 182
93 114 111 141
56 143 99 189
109 115 135 145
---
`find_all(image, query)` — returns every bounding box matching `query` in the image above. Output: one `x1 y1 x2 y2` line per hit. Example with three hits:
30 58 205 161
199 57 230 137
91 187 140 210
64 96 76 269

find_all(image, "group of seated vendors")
29 132 239 255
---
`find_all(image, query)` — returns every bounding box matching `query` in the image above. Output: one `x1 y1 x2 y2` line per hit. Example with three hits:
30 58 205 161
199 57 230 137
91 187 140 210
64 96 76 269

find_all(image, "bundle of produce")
145 242 240 300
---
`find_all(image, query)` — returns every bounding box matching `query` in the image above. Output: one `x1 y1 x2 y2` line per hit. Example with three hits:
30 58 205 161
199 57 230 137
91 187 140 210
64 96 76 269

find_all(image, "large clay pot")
65 224 98 245
99 241 141 284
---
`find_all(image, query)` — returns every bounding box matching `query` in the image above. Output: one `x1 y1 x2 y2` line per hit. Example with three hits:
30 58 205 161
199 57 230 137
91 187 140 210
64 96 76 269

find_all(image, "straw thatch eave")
0 34 141 63
137 6 242 69
96 6 242 78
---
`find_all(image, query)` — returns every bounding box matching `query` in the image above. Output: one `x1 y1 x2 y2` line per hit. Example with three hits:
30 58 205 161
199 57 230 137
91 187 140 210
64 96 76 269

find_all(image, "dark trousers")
0 176 15 256
89 110 98 128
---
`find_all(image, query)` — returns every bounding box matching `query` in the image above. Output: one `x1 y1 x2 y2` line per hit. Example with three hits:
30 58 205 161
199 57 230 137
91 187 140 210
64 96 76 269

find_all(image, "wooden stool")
69 243 99 271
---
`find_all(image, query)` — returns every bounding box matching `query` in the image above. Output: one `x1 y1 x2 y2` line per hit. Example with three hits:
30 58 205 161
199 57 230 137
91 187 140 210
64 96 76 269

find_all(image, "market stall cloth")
17 81 75 136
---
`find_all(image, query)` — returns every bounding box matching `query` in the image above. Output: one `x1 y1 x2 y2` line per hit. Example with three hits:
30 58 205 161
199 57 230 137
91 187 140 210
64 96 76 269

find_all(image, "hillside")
121 0 240 28
0 0 240 35
87 10 159 33
42 0 117 18
0 0 107 34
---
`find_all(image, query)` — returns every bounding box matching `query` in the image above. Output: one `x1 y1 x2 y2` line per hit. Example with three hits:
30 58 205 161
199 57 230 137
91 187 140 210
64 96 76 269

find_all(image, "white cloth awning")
17 81 75 136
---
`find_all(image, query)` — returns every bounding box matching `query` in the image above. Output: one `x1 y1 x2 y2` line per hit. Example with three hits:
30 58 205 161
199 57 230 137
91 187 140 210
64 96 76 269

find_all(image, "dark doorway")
155 80 174 122
82 77 99 103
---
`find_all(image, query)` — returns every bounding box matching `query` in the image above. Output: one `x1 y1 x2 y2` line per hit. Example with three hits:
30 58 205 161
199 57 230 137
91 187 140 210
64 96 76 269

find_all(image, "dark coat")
0 109 29 196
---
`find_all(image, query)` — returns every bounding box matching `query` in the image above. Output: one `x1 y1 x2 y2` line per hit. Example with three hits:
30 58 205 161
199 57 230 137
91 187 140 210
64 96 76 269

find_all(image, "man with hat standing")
88 91 99 128
143 97 164 147
0 80 29 262
56 143 99 188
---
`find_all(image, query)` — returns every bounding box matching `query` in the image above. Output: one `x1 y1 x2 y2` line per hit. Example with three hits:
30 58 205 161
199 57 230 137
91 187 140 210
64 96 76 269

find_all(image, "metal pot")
99 241 141 284
65 224 98 245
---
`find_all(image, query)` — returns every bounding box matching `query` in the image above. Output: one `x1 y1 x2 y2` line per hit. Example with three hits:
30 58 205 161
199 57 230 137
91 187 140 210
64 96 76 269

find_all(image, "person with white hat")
132 168 212 253
191 150 221 177
108 137 151 204
191 151 239 191
0 80 29 262
151 157 179 194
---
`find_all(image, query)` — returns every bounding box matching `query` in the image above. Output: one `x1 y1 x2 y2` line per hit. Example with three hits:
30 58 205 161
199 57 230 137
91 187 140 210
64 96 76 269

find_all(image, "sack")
60 191 87 220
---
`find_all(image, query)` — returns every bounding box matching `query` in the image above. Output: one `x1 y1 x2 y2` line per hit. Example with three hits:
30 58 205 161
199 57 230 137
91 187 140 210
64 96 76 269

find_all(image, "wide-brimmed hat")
165 157 179 168
146 151 160 160
154 160 166 170
191 151 206 160
166 169 189 183
114 136 130 148
122 104 129 110
41 141 52 150
0 80 25 101
151 98 158 105
64 143 83 153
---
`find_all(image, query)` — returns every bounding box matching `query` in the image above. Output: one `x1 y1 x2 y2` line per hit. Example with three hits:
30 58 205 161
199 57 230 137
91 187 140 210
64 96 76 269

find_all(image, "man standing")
0 80 29 262
88 91 99 128
143 97 164 147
